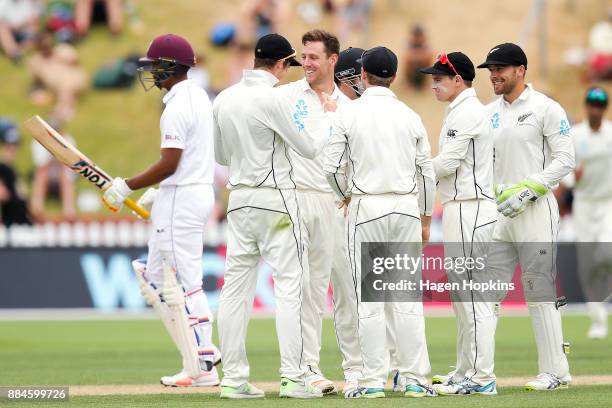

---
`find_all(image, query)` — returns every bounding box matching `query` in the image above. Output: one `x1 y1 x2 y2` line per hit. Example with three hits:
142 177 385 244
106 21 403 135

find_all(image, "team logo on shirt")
559 119 571 136
292 99 309 132
446 129 458 139
517 112 533 125
491 112 500 129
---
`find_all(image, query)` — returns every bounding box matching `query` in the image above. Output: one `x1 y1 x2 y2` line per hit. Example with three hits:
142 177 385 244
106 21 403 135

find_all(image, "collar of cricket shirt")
448 87 476 110
243 69 279 87
503 83 533 107
298 77 341 101
162 78 193 104
361 86 397 98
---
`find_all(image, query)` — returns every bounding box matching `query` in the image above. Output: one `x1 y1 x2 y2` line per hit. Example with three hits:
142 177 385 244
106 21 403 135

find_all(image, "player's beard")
493 70 519 96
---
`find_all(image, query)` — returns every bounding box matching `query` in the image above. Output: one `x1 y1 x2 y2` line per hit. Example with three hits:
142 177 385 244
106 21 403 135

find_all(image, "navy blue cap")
361 46 397 78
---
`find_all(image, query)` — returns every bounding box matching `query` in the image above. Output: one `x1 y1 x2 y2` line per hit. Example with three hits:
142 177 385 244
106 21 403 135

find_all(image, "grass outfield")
0 315 610 407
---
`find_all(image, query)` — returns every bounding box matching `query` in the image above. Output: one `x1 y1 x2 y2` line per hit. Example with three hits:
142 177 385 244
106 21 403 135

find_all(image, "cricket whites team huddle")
98 27 610 399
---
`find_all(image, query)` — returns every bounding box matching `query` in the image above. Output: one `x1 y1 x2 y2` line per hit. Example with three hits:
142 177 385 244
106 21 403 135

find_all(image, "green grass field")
0 315 611 407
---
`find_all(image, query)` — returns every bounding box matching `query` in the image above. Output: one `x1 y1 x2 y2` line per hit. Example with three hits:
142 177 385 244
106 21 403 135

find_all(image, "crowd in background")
0 0 610 236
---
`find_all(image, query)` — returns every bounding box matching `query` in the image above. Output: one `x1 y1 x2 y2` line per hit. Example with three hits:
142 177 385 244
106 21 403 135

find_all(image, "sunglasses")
437 53 460 77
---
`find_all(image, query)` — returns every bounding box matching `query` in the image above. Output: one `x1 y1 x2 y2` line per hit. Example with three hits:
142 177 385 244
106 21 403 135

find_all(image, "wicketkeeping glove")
495 179 548 218
101 177 133 213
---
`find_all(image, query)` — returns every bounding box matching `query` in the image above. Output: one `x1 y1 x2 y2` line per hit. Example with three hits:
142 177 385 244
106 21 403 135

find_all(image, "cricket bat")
25 115 150 219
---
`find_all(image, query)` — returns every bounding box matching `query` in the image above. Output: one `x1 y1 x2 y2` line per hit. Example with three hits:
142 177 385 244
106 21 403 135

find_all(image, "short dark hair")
365 72 393 87
463 79 473 87
254 57 278 69
254 57 290 70
302 29 340 56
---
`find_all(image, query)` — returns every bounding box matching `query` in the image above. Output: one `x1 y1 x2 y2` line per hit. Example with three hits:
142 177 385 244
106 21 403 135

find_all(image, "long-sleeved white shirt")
322 86 436 216
275 78 350 192
486 84 575 188
566 119 612 200
213 69 329 190
434 87 494 205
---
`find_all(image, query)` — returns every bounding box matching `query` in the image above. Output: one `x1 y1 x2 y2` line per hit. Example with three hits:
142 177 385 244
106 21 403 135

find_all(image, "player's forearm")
536 149 575 189
433 155 460 178
126 160 177 190
417 165 436 216
325 171 349 200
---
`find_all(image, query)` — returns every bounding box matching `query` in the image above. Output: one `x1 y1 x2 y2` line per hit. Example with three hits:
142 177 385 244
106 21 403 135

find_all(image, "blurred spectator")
225 0 290 85
227 40 253 86
188 54 216 98
586 8 612 81
0 118 31 226
241 0 289 40
74 0 123 37
29 117 76 221
29 31 87 121
335 0 371 47
403 24 434 91
43 0 78 43
0 0 40 63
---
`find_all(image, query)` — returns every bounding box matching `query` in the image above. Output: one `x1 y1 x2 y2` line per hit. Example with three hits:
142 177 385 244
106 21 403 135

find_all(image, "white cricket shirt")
160 79 214 186
276 78 350 192
434 87 495 205
323 86 436 215
486 84 575 188
571 119 612 200
213 70 330 190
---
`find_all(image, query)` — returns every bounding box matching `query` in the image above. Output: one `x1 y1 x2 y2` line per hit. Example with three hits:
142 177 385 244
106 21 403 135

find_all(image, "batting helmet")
138 33 196 91
335 47 365 97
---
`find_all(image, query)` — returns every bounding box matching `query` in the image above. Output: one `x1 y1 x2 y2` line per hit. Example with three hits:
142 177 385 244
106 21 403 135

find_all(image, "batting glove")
101 177 133 213
134 187 158 218
495 179 548 218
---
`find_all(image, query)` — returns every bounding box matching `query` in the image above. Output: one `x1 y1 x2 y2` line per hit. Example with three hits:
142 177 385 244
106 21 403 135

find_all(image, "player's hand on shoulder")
322 92 337 113
134 187 158 218
102 177 133 213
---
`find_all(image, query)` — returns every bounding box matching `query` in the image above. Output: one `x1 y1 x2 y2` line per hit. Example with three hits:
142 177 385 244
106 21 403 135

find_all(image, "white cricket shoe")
434 378 497 395
342 379 359 395
587 321 608 339
160 366 220 387
306 373 337 395
392 370 407 392
220 382 265 399
432 373 452 385
279 378 323 398
525 373 569 391
345 387 385 399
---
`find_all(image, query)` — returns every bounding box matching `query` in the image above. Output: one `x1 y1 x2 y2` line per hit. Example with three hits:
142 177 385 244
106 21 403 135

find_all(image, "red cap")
141 33 196 67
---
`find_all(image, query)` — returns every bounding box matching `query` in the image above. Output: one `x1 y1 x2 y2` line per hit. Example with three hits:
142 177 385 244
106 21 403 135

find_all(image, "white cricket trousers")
487 193 570 380
347 194 431 389
298 190 362 381
442 199 497 385
218 187 306 387
145 184 215 355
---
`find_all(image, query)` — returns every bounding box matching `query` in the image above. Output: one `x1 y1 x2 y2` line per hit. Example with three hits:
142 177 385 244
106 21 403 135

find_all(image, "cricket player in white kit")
333 47 410 394
214 33 333 399
477 43 575 391
102 34 220 386
564 87 611 339
275 30 359 395
419 52 498 395
324 46 436 399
